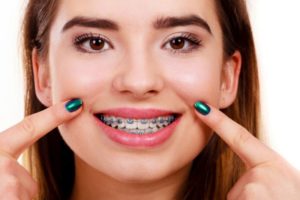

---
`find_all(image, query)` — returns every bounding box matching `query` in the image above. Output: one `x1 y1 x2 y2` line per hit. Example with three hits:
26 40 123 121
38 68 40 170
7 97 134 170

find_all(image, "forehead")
54 0 221 34
59 0 215 15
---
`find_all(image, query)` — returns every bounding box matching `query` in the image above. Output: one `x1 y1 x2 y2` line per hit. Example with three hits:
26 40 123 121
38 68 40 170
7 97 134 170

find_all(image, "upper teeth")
99 115 176 134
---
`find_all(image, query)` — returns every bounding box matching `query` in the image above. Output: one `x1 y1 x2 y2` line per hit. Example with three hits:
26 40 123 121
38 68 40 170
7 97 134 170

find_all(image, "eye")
163 33 202 54
74 33 113 53
89 38 105 50
170 37 186 49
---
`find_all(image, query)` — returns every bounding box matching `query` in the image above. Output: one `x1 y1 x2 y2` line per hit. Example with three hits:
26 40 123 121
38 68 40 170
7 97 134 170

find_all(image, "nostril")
133 90 159 99
111 69 164 98
148 90 159 94
116 89 159 100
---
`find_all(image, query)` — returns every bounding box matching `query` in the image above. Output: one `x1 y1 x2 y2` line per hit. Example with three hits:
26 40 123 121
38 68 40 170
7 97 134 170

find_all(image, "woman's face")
35 0 240 183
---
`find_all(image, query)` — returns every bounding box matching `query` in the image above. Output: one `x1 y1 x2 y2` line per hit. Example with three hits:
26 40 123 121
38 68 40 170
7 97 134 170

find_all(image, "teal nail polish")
194 101 211 115
65 99 83 112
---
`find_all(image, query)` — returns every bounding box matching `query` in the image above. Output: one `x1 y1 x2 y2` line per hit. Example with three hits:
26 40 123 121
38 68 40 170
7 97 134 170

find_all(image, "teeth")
98 114 176 134
125 119 137 129
137 119 149 129
111 117 118 128
120 128 155 135
104 116 114 125
116 118 126 128
152 127 159 132
149 119 157 128
163 116 170 126
156 117 164 128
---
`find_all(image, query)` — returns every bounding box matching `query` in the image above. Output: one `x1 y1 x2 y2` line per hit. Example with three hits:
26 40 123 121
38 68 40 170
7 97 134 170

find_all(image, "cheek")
161 57 222 107
48 49 115 103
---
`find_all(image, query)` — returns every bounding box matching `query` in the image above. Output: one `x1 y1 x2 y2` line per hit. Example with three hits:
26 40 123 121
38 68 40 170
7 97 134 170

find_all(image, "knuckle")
0 157 16 173
31 184 38 198
232 127 251 149
20 117 36 137
0 161 36 199
0 177 19 198
242 183 258 198
4 176 22 193
50 105 65 122
247 169 263 182
226 190 234 200
211 111 225 129
29 178 39 197
10 197 20 200
0 193 19 200
7 177 19 187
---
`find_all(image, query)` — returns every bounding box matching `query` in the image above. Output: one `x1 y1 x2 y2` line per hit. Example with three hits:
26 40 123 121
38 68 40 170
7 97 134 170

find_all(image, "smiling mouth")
94 114 178 135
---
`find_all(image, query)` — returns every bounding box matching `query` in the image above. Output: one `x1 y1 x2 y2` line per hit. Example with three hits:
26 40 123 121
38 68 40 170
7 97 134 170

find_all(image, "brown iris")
90 38 105 50
170 37 185 49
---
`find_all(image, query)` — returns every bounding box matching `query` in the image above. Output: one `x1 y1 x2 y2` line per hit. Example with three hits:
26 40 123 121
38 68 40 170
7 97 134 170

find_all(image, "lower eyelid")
169 46 200 54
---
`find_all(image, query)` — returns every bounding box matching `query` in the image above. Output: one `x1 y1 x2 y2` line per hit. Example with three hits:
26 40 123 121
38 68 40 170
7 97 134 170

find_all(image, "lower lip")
94 116 180 148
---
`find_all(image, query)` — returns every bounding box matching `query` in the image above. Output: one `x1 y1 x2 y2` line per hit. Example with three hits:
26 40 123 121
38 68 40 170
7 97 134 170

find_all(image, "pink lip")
93 108 181 148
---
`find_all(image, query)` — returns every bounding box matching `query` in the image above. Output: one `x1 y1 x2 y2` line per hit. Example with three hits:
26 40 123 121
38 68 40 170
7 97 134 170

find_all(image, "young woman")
0 0 299 199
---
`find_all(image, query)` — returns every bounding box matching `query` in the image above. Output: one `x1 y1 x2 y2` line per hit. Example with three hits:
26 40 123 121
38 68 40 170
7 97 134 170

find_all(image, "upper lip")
94 108 180 119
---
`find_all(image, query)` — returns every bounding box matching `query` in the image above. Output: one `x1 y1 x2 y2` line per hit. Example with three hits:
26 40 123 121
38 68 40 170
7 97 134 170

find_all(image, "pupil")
171 38 184 49
90 38 104 50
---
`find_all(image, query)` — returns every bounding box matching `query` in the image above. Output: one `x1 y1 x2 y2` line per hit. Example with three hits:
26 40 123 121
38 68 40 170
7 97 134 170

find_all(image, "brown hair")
22 0 260 199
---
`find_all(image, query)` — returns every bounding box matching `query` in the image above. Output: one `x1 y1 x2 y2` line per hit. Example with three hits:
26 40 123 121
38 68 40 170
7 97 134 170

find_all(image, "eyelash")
73 33 113 53
163 32 202 54
73 32 202 54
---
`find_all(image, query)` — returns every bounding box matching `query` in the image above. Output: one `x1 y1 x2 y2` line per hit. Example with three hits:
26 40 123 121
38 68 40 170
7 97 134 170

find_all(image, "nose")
112 48 164 99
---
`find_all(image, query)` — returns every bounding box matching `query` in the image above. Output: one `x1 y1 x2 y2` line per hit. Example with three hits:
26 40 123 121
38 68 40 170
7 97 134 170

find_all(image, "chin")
104 161 186 185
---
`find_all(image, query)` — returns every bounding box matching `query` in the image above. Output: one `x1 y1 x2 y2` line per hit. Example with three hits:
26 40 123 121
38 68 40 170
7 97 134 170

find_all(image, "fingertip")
65 98 83 113
193 101 222 129
52 98 83 122
194 101 211 116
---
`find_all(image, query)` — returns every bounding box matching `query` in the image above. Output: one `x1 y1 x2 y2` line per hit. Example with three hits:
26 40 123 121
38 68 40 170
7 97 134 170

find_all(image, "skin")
0 0 299 199
35 0 240 199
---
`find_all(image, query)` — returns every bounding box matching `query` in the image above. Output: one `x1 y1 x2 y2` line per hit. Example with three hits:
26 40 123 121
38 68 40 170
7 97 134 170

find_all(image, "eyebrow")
62 16 119 32
62 15 212 35
154 15 212 34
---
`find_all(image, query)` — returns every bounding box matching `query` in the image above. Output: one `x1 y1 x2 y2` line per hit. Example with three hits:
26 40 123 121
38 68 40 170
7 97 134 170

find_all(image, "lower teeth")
120 128 156 135
109 125 163 135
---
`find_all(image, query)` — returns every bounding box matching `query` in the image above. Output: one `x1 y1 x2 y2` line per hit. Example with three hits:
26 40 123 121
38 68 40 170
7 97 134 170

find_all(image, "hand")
194 101 300 200
0 99 82 200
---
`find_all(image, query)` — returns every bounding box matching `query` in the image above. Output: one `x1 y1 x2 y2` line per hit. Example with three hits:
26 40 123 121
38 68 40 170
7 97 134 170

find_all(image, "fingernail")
65 98 83 112
194 101 211 115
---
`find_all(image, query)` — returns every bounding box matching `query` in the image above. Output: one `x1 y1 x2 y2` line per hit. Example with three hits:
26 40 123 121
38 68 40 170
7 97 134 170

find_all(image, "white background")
0 1 300 169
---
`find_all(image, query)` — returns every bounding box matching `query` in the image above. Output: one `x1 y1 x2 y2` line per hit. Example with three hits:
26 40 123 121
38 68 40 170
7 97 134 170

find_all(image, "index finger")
0 99 83 158
194 101 276 168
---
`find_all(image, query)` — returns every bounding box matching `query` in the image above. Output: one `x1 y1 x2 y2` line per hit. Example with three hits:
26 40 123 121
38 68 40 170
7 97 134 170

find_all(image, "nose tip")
113 70 164 99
